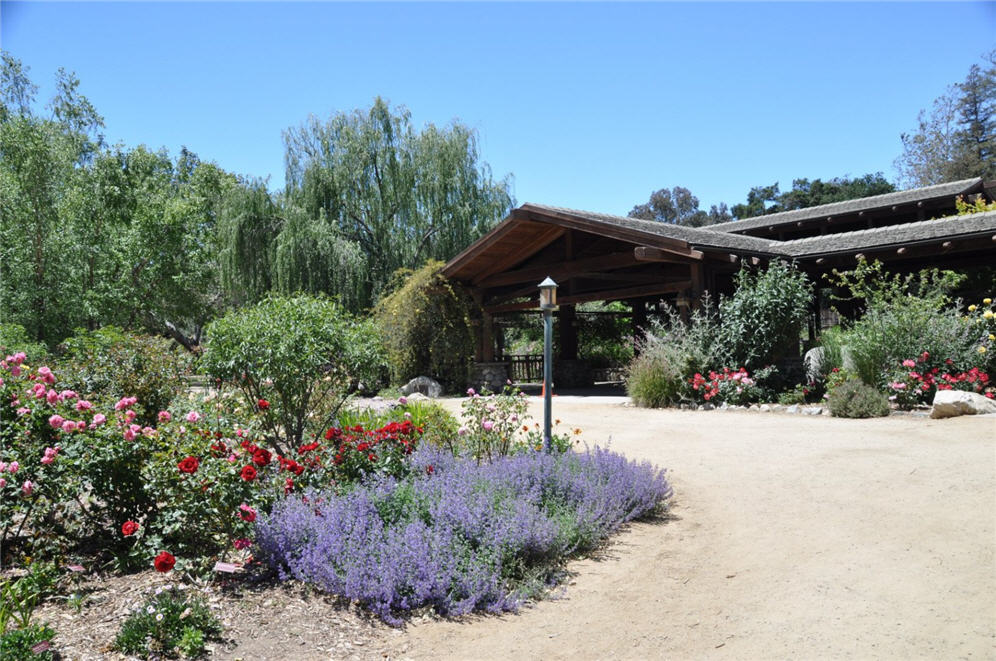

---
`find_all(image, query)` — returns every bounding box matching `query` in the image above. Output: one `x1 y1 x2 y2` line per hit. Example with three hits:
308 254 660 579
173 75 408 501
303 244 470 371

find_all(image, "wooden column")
480 310 496 362
558 305 578 360
690 262 704 310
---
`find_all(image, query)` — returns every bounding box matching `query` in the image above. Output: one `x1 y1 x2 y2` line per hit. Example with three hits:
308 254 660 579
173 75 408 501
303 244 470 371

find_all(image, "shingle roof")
771 210 996 257
522 203 780 255
524 203 996 259
707 178 984 234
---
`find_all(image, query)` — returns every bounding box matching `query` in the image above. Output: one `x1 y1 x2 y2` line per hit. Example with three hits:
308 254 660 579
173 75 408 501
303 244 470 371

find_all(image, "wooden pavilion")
442 177 996 388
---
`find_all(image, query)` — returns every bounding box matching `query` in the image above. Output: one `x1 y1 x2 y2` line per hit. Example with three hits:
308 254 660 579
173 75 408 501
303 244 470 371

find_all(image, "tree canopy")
628 186 732 226
282 98 514 301
0 55 514 347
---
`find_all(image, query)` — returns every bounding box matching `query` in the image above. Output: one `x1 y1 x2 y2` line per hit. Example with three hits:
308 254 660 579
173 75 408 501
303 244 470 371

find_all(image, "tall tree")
282 97 513 302
895 51 995 187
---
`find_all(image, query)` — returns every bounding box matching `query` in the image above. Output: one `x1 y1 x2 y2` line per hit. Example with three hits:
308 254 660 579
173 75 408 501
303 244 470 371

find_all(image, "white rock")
760 404 772 412
930 390 996 419
786 404 800 414
703 402 715 411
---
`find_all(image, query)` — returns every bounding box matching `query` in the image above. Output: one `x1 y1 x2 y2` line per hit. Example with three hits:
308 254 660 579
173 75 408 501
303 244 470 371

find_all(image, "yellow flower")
969 304 978 312
990 334 995 341
985 298 993 305
985 310 994 319
980 346 988 354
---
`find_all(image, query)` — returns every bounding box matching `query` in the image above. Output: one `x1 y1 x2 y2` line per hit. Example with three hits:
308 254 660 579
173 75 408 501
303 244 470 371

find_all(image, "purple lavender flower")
256 446 671 625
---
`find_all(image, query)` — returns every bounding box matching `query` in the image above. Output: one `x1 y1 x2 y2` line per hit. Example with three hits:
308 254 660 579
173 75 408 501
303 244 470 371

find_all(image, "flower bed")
256 446 671 624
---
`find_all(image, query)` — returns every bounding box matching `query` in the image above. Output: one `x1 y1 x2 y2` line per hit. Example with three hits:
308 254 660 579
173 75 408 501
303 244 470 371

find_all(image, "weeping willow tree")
283 97 514 302
273 207 368 310
217 179 282 305
217 181 370 309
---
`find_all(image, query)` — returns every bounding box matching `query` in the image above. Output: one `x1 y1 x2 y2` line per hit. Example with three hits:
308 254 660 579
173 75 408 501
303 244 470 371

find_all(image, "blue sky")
2 2 994 215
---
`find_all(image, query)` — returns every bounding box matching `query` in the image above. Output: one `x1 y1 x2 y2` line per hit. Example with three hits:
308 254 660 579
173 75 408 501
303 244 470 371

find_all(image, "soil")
25 398 996 660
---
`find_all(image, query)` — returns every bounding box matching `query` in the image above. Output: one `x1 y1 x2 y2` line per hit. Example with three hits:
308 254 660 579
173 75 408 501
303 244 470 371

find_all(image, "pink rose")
0 478 6 488
46 389 61 404
123 428 136 441
75 400 92 411
61 420 77 433
185 411 201 423
482 420 494 431
37 366 54 384
158 411 171 422
22 480 33 495
9 461 19 473
48 414 65 429
91 413 107 427
124 410 136 423
59 390 77 400
10 366 21 377
12 352 26 365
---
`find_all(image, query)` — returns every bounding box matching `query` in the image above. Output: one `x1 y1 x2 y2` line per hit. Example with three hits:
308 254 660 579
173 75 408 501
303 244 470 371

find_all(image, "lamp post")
538 277 558 453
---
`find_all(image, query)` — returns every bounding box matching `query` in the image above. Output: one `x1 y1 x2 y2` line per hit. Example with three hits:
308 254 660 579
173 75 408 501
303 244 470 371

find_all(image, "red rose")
252 448 271 466
154 551 175 573
178 456 200 474
425 465 434 476
257 399 269 410
284 477 294 495
121 520 139 536
240 465 257 481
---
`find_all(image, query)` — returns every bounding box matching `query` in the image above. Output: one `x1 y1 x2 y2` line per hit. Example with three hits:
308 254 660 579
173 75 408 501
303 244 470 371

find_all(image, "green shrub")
200 295 386 455
114 587 221 659
57 327 190 425
0 323 49 360
826 261 981 388
627 302 720 408
827 378 890 418
373 261 476 391
0 623 55 661
718 261 813 370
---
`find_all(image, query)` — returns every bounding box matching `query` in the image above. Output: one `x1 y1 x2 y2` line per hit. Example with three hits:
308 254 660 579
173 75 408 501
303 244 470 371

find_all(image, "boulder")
399 376 443 398
786 404 800 414
803 347 825 384
930 390 996 418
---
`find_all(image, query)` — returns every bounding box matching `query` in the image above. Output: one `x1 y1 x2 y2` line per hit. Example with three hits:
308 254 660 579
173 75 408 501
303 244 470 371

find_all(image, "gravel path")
384 397 996 660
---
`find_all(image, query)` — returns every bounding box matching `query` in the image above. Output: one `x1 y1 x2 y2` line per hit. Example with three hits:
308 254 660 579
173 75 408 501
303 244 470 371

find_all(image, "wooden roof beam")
476 251 639 289
633 245 704 262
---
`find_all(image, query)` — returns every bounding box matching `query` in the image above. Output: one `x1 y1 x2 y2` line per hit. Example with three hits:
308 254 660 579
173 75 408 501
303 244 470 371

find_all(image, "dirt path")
382 398 996 660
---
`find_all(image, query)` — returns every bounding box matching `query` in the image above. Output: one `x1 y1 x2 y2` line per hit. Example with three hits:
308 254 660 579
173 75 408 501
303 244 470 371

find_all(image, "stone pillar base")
469 362 511 392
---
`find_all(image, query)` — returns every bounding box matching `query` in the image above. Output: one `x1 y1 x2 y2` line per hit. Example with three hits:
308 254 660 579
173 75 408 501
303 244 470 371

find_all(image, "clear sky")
2 2 994 216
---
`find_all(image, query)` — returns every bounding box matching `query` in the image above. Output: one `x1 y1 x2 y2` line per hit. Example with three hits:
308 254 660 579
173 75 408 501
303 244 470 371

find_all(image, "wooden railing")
508 354 543 382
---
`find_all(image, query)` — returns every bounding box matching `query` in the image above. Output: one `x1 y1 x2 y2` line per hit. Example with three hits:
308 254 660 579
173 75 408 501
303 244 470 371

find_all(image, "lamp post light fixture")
538 277 558 453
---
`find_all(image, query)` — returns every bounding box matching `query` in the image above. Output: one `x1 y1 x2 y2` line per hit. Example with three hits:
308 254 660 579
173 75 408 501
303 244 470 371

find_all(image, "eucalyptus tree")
283 97 513 303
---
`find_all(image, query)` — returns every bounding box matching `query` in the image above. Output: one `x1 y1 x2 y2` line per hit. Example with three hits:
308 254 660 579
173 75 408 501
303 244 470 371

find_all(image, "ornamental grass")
256 446 672 625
